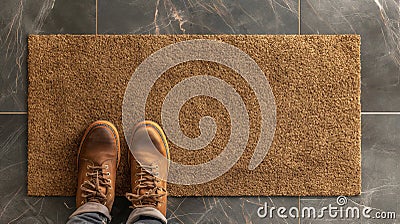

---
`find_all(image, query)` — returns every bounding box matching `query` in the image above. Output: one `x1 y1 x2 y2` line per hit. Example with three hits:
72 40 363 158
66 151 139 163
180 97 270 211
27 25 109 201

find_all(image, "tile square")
300 0 400 111
0 0 95 111
98 0 298 34
299 115 400 223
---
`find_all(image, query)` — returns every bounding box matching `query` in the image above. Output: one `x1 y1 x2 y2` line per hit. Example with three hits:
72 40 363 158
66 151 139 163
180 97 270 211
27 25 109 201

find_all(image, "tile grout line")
361 112 400 115
96 0 98 34
298 0 301 34
0 112 28 115
298 196 301 224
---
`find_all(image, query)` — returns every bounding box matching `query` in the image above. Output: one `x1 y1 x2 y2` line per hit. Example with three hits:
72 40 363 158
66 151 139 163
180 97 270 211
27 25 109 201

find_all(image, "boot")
126 120 169 217
76 120 120 211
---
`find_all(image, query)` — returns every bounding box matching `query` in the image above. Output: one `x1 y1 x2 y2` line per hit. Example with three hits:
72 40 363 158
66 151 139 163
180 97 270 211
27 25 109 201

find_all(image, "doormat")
27 35 361 196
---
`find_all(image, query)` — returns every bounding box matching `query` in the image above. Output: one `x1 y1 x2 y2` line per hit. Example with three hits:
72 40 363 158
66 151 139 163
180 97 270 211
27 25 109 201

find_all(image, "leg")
67 202 109 224
125 121 170 224
126 207 166 224
67 213 108 224
68 120 121 223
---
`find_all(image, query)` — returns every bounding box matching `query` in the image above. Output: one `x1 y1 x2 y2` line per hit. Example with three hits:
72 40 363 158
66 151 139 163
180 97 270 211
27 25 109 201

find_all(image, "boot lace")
126 164 166 208
80 164 111 205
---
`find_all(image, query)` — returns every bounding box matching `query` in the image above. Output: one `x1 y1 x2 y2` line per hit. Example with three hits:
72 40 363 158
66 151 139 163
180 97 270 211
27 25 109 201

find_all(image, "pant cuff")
127 207 167 224
69 202 111 221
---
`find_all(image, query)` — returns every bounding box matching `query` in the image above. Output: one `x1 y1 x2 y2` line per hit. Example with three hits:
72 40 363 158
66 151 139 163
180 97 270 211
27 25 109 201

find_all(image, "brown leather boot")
76 120 120 211
126 120 170 217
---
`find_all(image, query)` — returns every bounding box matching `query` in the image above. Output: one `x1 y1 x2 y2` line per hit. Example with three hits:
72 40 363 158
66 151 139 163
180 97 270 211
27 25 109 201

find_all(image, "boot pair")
75 120 169 216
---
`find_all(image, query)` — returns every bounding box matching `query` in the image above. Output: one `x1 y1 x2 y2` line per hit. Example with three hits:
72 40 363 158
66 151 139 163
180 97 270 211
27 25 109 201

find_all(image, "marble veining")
98 0 298 34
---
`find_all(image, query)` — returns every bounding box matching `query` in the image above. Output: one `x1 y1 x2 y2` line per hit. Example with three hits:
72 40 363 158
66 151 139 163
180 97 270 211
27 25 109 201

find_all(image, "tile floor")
0 0 399 223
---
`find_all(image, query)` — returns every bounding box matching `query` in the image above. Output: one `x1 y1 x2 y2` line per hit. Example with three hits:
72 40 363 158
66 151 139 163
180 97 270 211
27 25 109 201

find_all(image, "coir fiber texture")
28 35 361 196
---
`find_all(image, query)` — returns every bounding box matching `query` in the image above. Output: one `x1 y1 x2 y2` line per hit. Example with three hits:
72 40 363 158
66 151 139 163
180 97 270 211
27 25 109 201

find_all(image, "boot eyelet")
104 165 108 169
85 173 88 176
106 172 110 176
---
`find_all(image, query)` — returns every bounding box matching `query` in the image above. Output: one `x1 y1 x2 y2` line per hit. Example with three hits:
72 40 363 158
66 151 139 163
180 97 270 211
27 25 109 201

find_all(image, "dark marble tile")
299 115 400 223
105 196 300 223
0 0 95 111
300 0 400 112
0 115 75 223
167 196 299 224
98 0 298 34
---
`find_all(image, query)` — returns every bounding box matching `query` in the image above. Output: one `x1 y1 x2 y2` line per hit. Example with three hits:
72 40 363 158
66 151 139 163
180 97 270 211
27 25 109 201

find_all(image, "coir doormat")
28 35 361 196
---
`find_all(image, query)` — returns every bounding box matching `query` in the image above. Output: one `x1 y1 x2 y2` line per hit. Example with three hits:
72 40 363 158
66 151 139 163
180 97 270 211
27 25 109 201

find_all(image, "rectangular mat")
28 35 361 196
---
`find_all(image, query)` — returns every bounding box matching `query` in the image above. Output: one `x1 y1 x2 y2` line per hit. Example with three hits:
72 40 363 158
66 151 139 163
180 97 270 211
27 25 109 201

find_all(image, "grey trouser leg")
67 203 166 224
127 207 167 224
67 202 111 224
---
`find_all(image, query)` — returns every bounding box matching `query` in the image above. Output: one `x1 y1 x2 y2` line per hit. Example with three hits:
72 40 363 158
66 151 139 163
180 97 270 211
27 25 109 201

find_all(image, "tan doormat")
28 35 361 196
